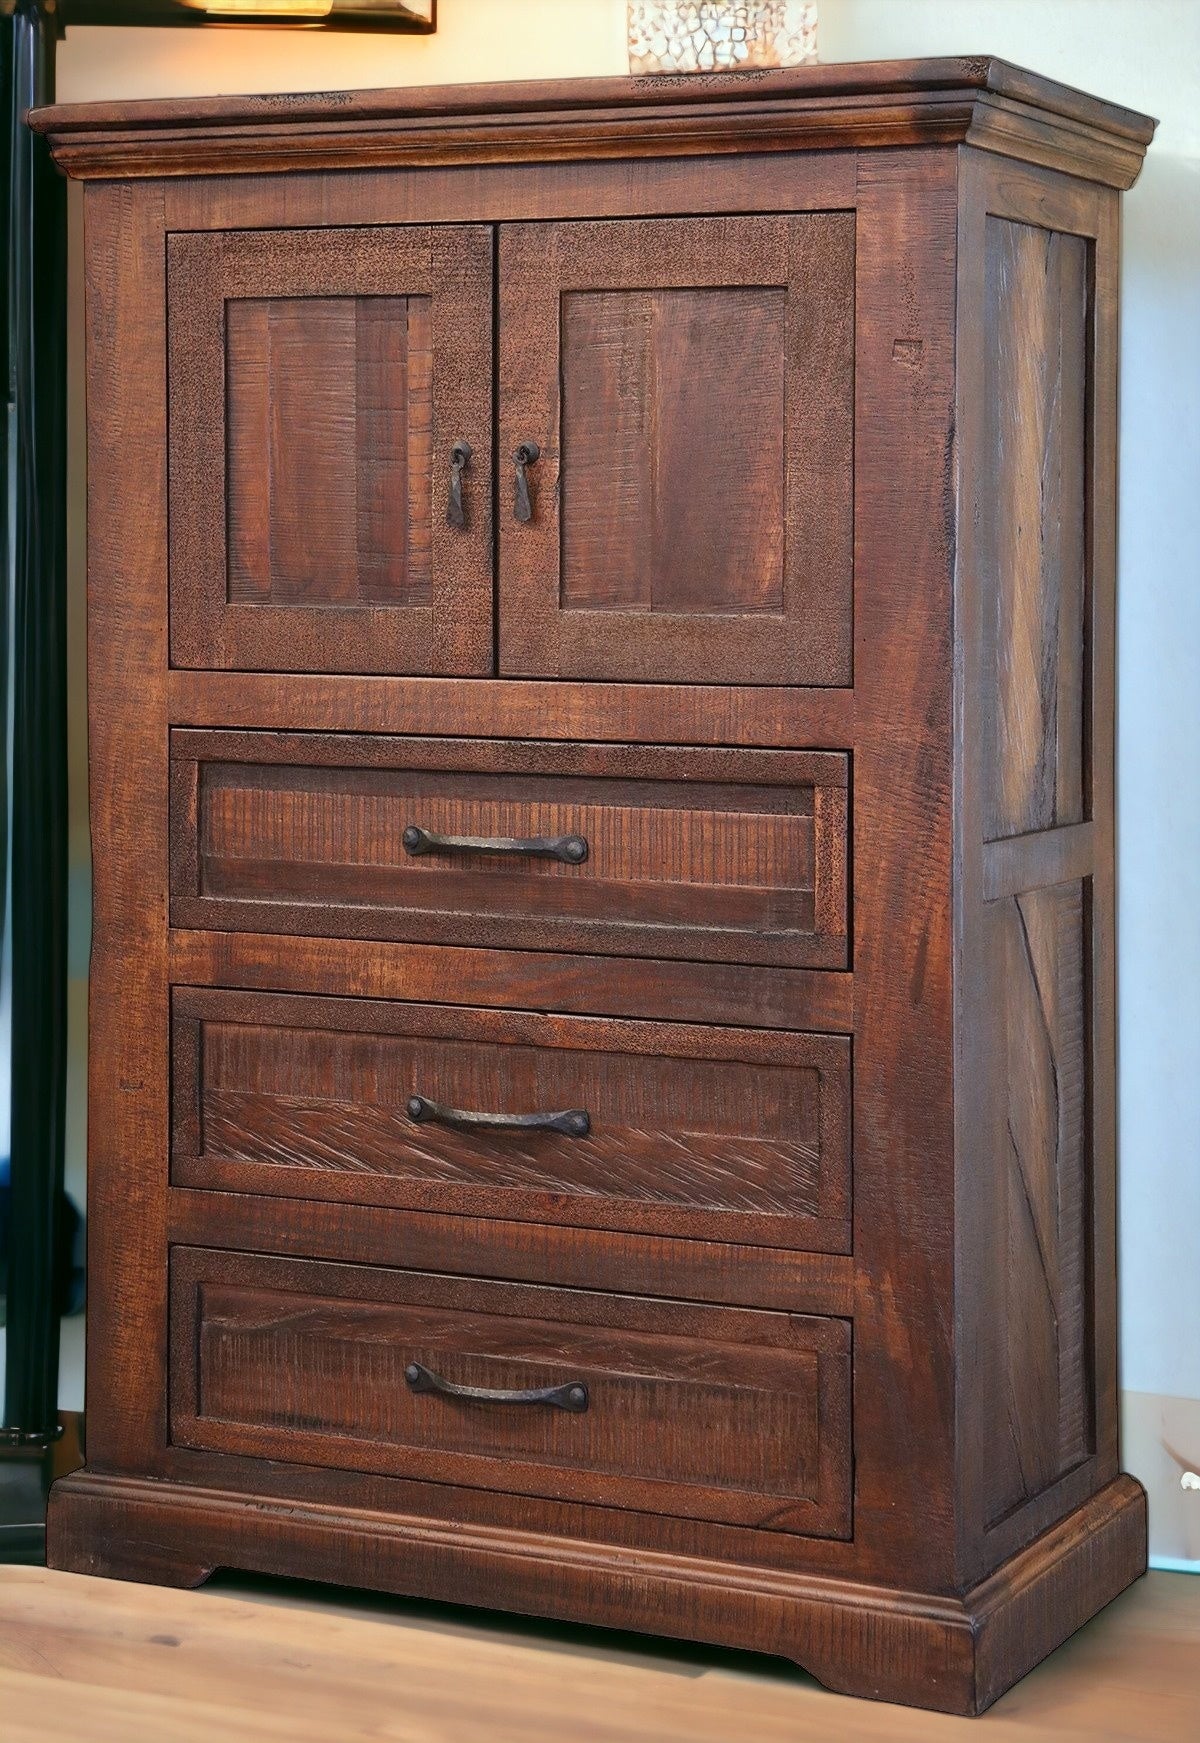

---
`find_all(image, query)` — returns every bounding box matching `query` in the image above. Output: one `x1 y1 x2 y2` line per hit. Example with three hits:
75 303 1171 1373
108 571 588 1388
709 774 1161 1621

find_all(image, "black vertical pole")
2 0 68 1457
1 21 11 942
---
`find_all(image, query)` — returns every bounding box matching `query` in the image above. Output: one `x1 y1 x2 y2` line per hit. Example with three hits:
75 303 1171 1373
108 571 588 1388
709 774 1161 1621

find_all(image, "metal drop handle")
512 440 540 522
446 438 472 528
407 1094 590 1138
402 824 587 865
405 1361 589 1413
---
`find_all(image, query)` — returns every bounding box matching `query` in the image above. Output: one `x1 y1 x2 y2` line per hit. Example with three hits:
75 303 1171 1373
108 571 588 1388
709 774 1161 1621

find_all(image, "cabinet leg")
46 1473 214 1589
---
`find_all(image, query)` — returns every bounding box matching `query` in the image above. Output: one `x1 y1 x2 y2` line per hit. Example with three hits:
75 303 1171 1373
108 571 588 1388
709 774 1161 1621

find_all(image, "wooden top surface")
28 58 1156 138
28 58 1155 187
2 1565 1198 1742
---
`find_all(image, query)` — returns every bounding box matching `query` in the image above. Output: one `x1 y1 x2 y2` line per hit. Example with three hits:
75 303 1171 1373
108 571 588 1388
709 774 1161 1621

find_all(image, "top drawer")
169 733 848 969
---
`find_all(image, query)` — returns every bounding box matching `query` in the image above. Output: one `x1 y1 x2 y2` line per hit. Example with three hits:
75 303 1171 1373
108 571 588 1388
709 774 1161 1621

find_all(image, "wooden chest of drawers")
32 59 1154 1715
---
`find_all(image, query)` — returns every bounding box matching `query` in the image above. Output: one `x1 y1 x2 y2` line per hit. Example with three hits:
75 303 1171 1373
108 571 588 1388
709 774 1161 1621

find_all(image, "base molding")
46 1469 1146 1715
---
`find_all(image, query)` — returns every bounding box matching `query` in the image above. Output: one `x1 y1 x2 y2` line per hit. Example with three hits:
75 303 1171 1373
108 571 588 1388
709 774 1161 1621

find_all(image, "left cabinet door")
167 226 493 675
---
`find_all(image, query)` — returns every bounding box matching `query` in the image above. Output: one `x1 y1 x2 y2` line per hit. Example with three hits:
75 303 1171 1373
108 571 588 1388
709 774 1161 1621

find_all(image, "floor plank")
1 1565 1197 1740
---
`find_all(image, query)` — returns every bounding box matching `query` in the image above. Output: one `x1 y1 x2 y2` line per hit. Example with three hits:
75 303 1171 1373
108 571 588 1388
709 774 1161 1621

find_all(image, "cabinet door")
168 226 492 675
498 216 854 685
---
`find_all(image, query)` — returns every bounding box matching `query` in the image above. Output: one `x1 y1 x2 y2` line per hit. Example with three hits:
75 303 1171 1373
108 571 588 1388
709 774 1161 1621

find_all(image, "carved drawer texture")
171 989 852 1254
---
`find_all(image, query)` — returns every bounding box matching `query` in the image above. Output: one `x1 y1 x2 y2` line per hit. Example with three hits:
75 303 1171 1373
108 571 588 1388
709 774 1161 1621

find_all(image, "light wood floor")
2 1564 1197 1741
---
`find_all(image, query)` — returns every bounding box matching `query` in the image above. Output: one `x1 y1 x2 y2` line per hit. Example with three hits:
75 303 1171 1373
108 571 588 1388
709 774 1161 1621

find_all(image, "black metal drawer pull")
402 823 587 865
445 438 472 528
407 1094 590 1137
405 1362 589 1413
512 439 540 522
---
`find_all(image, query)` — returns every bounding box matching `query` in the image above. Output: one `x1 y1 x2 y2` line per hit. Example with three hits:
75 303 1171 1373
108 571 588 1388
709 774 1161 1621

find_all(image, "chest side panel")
955 152 1120 1585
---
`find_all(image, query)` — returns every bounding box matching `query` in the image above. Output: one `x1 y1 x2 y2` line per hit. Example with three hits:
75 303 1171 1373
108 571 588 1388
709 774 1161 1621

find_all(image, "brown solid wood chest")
32 58 1155 1715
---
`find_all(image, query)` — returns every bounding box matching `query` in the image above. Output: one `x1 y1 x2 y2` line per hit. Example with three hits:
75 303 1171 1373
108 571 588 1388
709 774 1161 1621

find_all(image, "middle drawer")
172 990 851 1254
169 732 848 969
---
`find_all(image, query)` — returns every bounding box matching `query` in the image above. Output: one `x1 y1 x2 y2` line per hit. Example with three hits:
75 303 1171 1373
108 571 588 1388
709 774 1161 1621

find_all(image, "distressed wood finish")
981 215 1088 842
166 1186 856 1316
170 989 852 1252
169 732 848 967
986 878 1092 1522
166 669 859 748
168 927 857 1034
559 286 787 613
954 152 1125 1589
169 1249 852 1538
81 182 173 1478
223 294 434 610
831 146 960 1595
30 60 1155 186
37 65 1153 1717
168 225 493 675
499 215 853 684
43 1470 1148 1719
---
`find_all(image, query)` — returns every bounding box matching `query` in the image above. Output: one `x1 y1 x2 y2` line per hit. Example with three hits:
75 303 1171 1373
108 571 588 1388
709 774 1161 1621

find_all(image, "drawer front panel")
170 1249 852 1537
172 991 852 1253
169 733 848 969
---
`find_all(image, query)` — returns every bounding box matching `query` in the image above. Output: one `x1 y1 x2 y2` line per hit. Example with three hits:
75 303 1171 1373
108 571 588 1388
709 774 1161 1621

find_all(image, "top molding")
29 57 1155 189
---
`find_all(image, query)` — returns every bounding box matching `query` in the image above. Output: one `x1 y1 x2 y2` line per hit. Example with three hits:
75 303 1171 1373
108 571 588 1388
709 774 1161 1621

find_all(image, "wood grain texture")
28 59 1156 187
168 927 855 1034
982 215 1089 842
225 293 432 608
1087 185 1122 1499
154 149 859 235
983 820 1094 902
986 879 1093 1524
170 989 851 1251
53 72 1146 1720
7 1559 1194 1743
167 668 858 749
41 1471 1148 1717
168 225 492 675
560 286 785 614
499 215 853 684
844 148 958 1591
169 732 849 969
953 153 1121 1590
169 1249 852 1538
81 181 173 1477
166 1187 856 1316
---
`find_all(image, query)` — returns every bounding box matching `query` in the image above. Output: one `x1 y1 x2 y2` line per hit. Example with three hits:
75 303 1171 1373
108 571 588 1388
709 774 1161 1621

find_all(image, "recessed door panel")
224 294 433 610
559 286 787 615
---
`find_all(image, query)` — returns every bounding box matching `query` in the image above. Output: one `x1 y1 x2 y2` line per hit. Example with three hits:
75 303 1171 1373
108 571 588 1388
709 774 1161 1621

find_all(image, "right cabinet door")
498 215 854 685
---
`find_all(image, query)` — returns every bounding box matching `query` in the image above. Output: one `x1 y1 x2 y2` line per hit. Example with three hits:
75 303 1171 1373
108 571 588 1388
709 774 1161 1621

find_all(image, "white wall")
54 0 1199 1564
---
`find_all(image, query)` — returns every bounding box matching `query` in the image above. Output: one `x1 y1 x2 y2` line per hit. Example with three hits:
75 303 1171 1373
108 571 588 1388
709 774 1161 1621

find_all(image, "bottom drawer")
170 1248 851 1539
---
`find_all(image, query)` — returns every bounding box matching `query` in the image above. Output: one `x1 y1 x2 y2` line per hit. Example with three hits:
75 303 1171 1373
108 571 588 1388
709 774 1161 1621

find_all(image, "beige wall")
55 1 1200 1571
57 0 629 100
